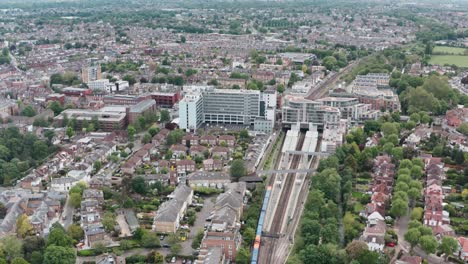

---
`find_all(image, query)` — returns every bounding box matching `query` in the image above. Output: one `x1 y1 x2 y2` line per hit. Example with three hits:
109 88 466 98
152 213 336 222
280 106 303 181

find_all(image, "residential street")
393 213 445 264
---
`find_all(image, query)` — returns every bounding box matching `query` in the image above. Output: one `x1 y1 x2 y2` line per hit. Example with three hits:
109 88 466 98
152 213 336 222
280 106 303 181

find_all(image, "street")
60 194 74 229
181 196 215 255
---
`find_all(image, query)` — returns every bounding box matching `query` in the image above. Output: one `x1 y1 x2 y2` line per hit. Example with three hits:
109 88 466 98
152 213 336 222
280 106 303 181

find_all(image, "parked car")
171 257 176 263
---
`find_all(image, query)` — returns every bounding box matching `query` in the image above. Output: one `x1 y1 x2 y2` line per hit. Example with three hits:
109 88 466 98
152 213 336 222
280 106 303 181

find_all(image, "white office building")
88 79 109 91
179 93 204 131
179 88 276 132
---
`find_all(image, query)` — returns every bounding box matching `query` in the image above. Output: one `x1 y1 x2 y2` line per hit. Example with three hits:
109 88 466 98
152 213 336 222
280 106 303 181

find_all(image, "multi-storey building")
179 88 276 132
282 94 340 129
315 97 379 121
179 93 204 131
81 63 102 84
351 73 400 112
54 108 127 131
203 89 260 125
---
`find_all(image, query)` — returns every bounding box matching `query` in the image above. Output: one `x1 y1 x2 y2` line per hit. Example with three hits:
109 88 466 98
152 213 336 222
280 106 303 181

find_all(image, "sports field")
429 55 468 68
433 46 467 55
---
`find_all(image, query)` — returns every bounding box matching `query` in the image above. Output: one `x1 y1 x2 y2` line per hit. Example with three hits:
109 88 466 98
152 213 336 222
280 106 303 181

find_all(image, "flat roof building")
179 88 276 132
282 94 340 129
54 109 127 131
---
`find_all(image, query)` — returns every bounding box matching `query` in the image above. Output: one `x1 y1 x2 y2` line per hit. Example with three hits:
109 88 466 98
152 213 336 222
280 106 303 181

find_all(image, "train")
251 185 272 264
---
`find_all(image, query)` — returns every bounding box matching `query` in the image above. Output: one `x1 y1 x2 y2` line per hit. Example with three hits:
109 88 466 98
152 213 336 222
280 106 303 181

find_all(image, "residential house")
200 135 217 146
84 224 106 248
152 185 193 233
188 171 231 189
177 159 196 174
218 135 235 147
201 231 242 262
457 237 468 262
190 145 208 157
51 177 78 192
361 219 386 252
395 255 422 264
196 247 225 264
182 134 199 146
203 159 223 171
82 189 104 204
211 146 229 159
171 144 187 159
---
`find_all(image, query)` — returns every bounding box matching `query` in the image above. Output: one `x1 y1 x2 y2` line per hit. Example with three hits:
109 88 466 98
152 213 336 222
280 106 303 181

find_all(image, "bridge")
284 150 331 157
256 169 316 175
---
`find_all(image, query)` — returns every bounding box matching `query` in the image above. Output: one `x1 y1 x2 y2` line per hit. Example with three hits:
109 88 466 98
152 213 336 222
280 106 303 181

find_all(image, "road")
181 197 214 255
60 194 74 229
393 213 445 264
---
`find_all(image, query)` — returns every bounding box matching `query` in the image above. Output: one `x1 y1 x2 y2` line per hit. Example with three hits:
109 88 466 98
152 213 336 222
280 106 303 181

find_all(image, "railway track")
306 60 358 100
260 131 306 264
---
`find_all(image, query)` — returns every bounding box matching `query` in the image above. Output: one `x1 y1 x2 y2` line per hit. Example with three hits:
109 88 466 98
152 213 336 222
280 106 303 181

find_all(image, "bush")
77 249 95 257
193 187 222 195
126 255 147 264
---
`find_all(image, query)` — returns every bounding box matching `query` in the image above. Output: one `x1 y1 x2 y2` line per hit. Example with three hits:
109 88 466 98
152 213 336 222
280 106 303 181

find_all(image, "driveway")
181 195 215 255
116 214 131 237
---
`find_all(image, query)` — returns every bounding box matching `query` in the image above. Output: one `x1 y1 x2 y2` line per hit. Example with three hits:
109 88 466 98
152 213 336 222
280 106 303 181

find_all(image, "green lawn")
430 55 468 68
433 46 467 55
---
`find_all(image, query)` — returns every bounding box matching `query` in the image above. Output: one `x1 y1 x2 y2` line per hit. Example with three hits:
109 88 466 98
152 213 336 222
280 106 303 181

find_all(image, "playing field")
430 55 468 68
433 46 468 55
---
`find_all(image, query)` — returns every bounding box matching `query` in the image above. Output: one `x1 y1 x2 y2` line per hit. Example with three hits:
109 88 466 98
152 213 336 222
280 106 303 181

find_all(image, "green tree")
142 133 152 144
48 101 64 116
29 251 43 264
236 247 251 264
127 125 136 141
131 176 147 195
277 83 285 93
11 257 29 264
457 123 468 136
242 227 256 246
381 122 399 136
16 214 33 238
160 110 170 123
230 159 246 178
43 246 75 264
300 243 340 264
21 106 36 117
67 224 84 242
69 193 81 208
66 127 74 138
47 223 73 247
148 126 159 137
410 207 423 221
123 75 136 85
390 198 408 218
102 212 116 232
345 240 368 260
240 129 249 139
439 236 458 260
141 232 161 248
32 141 48 160
0 236 23 261
312 169 341 202
170 243 181 255
404 228 421 251
419 235 438 254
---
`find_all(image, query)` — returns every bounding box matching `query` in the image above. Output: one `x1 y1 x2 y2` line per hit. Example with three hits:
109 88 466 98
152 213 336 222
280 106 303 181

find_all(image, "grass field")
430 55 468 68
433 46 468 55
